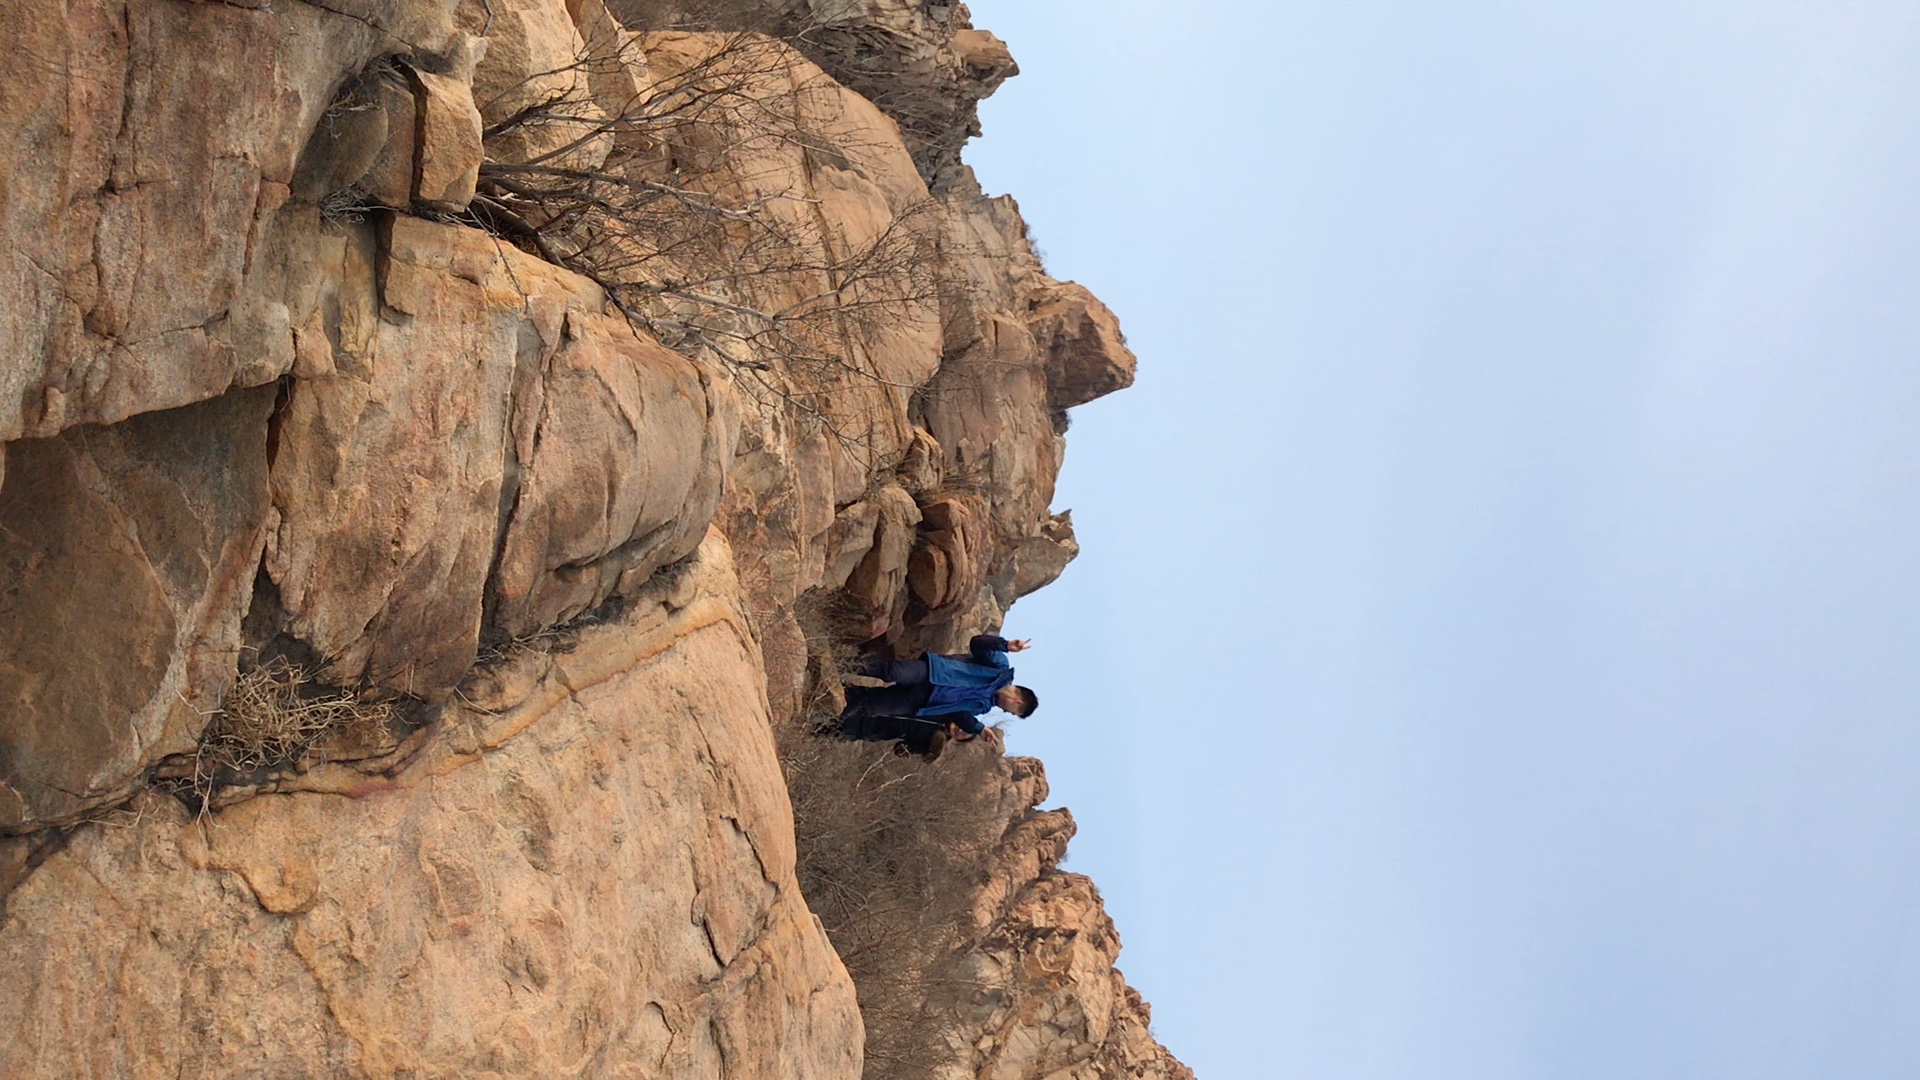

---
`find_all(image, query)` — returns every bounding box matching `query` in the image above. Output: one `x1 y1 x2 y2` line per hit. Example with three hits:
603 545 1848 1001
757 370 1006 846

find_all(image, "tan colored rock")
265 217 512 697
568 0 654 131
766 0 1021 189
0 3 1169 1075
907 492 988 617
717 421 846 620
353 66 425 207
822 496 883 592
791 747 1191 1078
644 32 940 367
460 27 960 637
490 301 739 642
932 758 1195 1080
266 214 734 696
291 65 401 202
301 51 483 212
757 605 811 725
1028 280 1138 410
872 166 1144 652
0 0 740 818
413 68 487 210
897 425 947 494
909 543 953 608
465 0 613 169
0 387 274 828
611 31 1132 656
951 29 1016 74
0 0 472 443
922 309 1053 530
840 484 921 634
1009 510 1079 602
0 532 862 1080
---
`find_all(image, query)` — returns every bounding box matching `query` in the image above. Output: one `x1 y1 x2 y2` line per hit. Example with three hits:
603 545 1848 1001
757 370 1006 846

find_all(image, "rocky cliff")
0 0 1186 1075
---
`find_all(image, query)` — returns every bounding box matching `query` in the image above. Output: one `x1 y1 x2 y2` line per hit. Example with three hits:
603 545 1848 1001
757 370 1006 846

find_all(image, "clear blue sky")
962 3 1920 1077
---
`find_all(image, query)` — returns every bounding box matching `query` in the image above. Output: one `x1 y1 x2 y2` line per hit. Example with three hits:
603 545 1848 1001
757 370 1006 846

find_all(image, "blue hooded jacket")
917 635 1016 732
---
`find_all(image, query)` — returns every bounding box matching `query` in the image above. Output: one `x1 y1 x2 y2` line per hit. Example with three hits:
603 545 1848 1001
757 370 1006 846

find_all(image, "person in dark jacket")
837 634 1038 755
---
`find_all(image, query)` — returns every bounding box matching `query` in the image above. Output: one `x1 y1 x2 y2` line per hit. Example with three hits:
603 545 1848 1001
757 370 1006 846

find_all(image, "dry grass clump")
780 724 1015 1076
192 657 394 791
787 590 867 702
780 589 1028 1073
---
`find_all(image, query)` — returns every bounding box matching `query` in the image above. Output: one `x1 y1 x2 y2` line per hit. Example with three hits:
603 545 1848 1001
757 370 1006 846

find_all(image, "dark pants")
856 658 930 685
838 659 938 749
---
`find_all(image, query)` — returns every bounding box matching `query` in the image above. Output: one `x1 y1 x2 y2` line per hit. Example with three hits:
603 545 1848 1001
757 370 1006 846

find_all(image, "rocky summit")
0 1 1188 1076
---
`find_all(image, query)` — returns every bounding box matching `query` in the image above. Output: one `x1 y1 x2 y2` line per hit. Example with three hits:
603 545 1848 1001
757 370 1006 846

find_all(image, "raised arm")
968 635 1030 662
968 634 1008 661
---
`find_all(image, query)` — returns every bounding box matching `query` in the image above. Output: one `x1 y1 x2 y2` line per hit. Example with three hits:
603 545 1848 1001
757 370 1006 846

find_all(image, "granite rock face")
940 759 1195 1080
0 203 736 829
0 536 861 1079
0 389 274 825
0 0 483 444
607 0 1021 190
263 214 736 701
0 0 1181 1075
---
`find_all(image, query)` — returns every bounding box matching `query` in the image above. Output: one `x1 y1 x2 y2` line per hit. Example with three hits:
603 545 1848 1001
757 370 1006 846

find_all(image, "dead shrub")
462 17 950 468
783 590 1028 1072
780 714 1015 1076
787 588 872 710
188 657 395 800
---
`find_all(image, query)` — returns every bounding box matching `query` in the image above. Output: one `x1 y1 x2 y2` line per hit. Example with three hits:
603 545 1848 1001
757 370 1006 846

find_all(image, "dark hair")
1011 685 1038 718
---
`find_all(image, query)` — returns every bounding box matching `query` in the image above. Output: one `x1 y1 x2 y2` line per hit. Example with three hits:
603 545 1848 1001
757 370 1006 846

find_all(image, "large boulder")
1028 280 1137 411
265 214 735 696
838 484 921 637
0 0 475 443
0 389 274 828
462 0 615 169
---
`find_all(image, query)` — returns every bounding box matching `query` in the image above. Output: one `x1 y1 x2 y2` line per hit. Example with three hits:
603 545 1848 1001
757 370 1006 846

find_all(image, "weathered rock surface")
1030 280 1139 411
0 0 485 444
0 533 861 1079
464 0 614 169
0 204 736 827
265 214 735 699
0 0 1181 1074
609 0 1018 190
0 388 274 826
789 1 1019 192
937 758 1195 1080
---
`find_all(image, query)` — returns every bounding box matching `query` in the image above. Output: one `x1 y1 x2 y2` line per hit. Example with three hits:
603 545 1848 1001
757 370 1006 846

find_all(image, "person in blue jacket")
836 634 1038 754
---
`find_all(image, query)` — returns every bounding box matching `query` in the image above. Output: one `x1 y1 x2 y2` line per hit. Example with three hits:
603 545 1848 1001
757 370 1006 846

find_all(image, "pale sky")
962 3 1920 1077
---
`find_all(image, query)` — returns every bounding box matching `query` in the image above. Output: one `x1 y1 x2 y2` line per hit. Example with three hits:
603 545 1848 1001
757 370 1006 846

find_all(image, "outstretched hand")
1005 638 1031 652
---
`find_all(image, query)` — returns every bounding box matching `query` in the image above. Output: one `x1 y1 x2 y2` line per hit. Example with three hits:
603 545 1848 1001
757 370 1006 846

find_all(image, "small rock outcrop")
945 760 1195 1080
0 0 1181 1075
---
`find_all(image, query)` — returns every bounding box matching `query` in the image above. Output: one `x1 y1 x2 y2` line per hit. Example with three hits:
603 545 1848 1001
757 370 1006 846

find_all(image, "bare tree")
460 16 946 457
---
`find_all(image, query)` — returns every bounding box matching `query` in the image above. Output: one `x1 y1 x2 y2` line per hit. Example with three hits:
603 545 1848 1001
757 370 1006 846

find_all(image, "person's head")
994 684 1038 718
